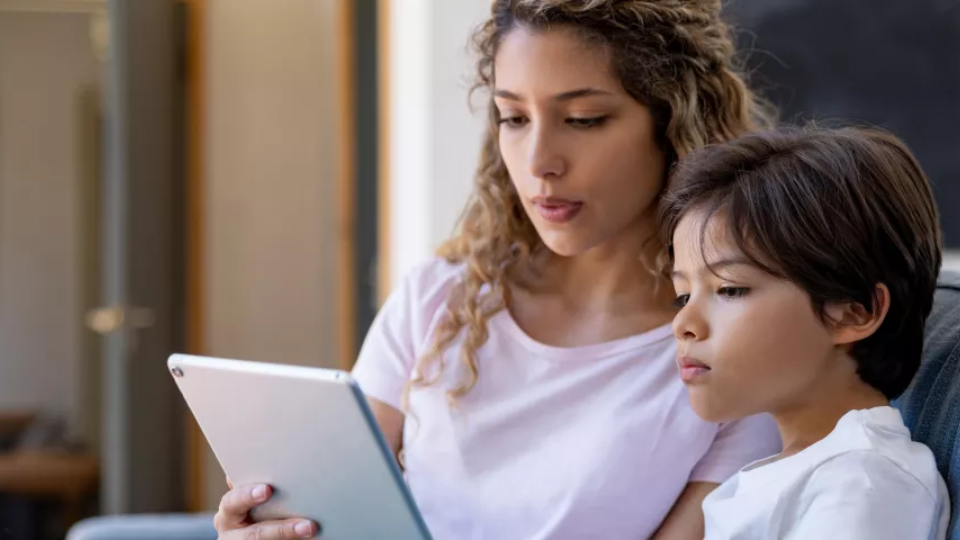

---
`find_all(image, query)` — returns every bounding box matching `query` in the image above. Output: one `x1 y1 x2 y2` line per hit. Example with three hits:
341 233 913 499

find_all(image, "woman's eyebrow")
493 87 614 102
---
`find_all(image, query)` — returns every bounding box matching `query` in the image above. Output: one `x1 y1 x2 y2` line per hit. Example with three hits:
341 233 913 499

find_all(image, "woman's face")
493 26 666 257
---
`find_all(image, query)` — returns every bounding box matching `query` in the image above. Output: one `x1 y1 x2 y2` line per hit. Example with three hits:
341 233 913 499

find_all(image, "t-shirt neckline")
491 307 675 361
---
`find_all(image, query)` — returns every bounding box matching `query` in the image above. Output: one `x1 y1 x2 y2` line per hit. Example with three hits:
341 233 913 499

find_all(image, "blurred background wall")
203 0 342 371
198 0 347 510
0 9 101 447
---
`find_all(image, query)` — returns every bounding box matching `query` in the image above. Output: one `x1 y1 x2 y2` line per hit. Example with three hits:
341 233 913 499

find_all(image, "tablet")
167 353 433 540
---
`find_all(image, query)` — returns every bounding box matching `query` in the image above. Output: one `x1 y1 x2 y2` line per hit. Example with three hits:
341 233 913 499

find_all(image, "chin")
689 392 747 424
539 238 587 257
537 231 601 258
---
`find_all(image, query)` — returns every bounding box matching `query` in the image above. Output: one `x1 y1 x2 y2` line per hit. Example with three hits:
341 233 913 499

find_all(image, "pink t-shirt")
352 258 781 540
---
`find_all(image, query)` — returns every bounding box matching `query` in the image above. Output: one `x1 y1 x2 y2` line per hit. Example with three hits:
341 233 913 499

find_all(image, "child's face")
669 212 839 423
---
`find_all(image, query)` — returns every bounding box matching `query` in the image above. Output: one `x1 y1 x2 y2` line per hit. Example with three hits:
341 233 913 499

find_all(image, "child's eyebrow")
670 256 755 280
705 257 755 273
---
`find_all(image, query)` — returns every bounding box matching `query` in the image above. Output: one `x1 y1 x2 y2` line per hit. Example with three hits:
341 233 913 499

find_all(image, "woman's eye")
498 116 528 129
718 287 749 300
567 116 608 129
672 294 690 308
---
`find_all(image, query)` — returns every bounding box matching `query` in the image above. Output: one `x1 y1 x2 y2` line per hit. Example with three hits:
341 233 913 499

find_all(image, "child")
658 125 951 539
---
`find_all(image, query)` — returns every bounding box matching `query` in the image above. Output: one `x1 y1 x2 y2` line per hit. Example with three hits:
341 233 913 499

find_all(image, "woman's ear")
824 283 891 346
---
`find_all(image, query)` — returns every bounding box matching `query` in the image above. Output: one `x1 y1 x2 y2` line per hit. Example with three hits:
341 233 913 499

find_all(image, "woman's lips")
532 197 583 224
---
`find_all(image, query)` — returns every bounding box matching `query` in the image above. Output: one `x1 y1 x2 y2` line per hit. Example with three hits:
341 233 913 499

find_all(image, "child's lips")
678 356 711 383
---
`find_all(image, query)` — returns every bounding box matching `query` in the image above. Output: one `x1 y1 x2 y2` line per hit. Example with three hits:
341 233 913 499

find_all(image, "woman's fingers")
214 483 271 531
219 518 319 539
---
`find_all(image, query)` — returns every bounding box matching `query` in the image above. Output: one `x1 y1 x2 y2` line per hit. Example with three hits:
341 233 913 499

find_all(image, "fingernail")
295 520 314 537
252 485 267 501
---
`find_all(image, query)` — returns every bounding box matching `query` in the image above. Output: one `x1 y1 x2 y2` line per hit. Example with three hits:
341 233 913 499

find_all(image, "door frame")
377 0 392 307
181 0 206 513
337 0 357 371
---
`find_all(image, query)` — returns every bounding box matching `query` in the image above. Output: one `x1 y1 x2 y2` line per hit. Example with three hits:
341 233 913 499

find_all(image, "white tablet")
167 353 433 540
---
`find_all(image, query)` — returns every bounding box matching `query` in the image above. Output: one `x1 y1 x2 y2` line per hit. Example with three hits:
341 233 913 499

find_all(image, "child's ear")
824 283 891 346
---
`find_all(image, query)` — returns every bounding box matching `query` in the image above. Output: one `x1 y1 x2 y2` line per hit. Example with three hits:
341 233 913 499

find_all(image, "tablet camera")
171 367 184 378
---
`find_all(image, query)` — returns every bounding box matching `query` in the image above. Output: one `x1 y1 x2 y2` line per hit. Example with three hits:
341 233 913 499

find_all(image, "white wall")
384 0 489 292
0 11 100 436
204 0 341 369
201 0 343 510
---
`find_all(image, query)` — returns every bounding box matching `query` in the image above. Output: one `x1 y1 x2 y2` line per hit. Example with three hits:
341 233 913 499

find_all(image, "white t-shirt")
352 258 781 540
703 406 950 540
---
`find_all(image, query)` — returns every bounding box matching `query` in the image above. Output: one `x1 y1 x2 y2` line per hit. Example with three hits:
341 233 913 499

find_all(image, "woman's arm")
658 414 780 539
368 397 405 459
651 482 718 540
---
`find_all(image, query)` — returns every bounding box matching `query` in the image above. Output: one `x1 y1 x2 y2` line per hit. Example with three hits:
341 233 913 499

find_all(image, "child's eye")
672 294 690 308
567 116 608 129
718 287 749 300
498 116 528 129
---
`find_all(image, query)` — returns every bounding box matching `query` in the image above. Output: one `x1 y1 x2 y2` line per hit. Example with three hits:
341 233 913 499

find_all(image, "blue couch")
896 269 960 539
67 271 960 540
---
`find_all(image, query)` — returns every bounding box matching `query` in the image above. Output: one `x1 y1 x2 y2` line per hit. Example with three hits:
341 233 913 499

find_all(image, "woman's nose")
527 124 565 180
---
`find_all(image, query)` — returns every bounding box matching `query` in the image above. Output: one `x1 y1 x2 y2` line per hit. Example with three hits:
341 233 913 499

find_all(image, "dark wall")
353 0 380 351
723 0 960 247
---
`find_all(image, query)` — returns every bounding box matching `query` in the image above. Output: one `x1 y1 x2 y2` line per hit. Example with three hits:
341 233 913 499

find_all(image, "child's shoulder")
784 445 949 539
822 407 940 485
810 449 941 503
844 407 940 488
770 408 949 538
813 407 942 496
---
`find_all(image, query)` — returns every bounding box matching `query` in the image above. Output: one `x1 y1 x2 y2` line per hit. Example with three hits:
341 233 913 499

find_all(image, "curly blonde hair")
403 0 776 407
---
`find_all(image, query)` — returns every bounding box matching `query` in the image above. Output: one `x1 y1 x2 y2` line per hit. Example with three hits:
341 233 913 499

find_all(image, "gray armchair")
66 512 216 540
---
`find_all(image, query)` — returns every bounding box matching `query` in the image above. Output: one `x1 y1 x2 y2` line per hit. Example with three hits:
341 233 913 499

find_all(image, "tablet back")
168 353 432 540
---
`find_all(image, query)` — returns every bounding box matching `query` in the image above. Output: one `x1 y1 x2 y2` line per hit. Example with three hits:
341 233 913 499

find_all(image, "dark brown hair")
658 125 943 400
409 0 777 405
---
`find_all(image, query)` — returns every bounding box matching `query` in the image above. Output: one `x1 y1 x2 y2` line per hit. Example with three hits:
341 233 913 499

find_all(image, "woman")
215 1 782 538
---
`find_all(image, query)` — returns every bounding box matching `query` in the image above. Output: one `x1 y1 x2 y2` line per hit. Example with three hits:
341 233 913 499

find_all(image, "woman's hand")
214 481 319 539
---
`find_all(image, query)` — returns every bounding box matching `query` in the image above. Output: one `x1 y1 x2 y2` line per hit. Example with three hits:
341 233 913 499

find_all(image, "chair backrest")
894 270 960 539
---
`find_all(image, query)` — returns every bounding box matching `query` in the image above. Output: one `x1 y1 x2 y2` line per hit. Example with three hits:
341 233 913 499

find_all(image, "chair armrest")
67 512 217 540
